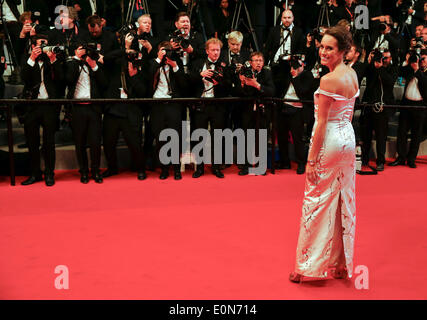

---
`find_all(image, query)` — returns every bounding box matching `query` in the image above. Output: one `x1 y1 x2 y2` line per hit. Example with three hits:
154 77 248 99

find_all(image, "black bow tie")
207 60 218 68
282 26 290 32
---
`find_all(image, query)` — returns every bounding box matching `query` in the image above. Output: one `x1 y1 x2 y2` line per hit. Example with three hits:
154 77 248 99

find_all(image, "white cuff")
172 65 179 73
92 65 98 72
27 58 35 67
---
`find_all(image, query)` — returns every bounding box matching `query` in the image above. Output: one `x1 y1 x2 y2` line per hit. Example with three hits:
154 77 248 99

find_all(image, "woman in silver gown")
290 26 359 282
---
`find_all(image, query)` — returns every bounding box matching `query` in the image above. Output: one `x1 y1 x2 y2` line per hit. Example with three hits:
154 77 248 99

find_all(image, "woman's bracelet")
307 160 316 166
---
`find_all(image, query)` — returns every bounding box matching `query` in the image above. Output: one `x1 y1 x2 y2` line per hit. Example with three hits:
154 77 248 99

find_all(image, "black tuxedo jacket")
103 54 147 119
79 29 120 58
351 61 368 86
219 47 251 66
280 70 315 103
189 58 231 98
363 63 398 105
48 26 83 48
168 30 206 66
264 25 306 65
20 55 63 100
130 33 159 62
65 58 107 102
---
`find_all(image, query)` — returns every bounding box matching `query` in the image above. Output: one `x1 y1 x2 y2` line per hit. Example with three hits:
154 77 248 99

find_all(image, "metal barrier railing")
1 97 426 186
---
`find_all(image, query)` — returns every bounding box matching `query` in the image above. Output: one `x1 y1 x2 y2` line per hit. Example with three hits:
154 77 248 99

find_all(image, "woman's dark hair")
324 25 353 54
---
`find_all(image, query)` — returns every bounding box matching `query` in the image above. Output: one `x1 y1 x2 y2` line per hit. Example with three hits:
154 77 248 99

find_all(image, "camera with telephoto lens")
371 48 385 63
171 29 190 49
82 42 100 60
39 43 66 55
240 61 254 78
278 51 306 63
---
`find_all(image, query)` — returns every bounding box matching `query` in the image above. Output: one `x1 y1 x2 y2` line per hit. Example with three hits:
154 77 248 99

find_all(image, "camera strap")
121 66 128 94
279 28 292 51
161 65 172 96
373 75 384 113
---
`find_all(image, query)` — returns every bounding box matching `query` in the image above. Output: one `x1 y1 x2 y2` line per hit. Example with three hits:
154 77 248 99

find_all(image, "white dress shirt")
274 23 294 63
153 58 179 98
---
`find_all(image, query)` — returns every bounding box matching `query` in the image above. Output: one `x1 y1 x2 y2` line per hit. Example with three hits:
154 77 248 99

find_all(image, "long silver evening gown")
294 88 359 278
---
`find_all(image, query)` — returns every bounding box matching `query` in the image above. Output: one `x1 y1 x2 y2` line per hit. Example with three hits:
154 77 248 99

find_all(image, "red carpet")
0 157 426 300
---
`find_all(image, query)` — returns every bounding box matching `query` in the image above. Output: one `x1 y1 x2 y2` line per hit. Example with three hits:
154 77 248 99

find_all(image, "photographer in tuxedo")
360 48 398 171
126 14 158 62
20 34 63 186
189 38 231 179
220 31 251 137
264 9 306 85
101 42 148 181
389 49 427 168
276 57 314 174
368 17 401 63
17 11 48 64
66 42 107 184
148 41 187 180
124 13 159 170
169 11 205 75
236 52 275 176
81 14 119 65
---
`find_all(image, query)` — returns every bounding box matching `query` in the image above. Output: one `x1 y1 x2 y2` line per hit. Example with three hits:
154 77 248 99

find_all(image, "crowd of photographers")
1 0 426 186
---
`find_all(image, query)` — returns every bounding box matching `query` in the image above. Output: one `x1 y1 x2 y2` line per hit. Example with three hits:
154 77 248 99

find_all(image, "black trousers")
142 105 154 157
359 107 389 165
240 104 270 168
193 103 226 169
23 105 57 176
103 113 145 172
396 103 427 162
71 104 102 174
277 107 305 165
150 102 182 171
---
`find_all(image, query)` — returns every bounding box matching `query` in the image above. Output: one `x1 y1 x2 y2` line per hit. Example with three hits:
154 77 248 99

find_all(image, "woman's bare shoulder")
319 74 339 92
320 67 358 97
